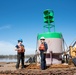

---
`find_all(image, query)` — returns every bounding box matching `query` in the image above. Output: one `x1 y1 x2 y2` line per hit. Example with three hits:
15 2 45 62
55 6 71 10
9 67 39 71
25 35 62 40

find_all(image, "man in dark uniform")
39 37 48 70
15 39 25 69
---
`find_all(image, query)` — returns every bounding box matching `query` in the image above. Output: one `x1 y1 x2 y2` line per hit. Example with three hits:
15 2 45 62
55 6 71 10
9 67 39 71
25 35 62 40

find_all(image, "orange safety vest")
39 43 45 50
18 46 25 53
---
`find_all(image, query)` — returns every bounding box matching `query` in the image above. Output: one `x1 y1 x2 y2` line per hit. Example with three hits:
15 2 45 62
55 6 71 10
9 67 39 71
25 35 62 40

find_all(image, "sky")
0 0 76 55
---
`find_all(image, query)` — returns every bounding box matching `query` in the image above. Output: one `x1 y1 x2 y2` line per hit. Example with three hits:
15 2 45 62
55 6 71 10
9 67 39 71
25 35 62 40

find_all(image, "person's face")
18 41 22 45
40 39 45 43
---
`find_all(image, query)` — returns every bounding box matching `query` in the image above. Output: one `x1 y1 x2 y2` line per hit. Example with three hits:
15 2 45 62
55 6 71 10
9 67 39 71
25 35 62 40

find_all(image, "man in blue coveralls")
39 37 48 70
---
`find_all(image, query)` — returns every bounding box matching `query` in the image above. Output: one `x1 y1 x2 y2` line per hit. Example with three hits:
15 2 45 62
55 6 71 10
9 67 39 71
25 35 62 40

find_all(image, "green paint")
38 32 62 40
43 10 54 23
43 9 55 32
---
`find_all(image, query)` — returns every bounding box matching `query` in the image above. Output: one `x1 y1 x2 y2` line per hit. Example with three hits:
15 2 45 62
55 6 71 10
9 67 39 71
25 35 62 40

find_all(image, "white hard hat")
40 37 45 40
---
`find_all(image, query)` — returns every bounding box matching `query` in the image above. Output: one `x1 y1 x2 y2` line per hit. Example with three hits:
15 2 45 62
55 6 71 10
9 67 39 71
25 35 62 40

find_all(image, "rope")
69 38 76 46
62 38 68 52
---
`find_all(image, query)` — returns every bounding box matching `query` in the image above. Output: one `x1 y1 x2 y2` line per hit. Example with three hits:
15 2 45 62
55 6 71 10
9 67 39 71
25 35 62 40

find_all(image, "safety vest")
18 45 25 53
39 43 45 50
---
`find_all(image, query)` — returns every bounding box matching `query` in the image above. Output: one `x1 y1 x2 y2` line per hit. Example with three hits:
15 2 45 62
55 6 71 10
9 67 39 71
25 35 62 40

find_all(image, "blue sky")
0 0 76 55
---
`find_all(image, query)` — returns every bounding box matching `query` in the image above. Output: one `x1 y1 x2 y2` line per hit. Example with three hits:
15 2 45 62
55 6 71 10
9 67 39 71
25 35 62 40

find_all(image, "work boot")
21 66 24 69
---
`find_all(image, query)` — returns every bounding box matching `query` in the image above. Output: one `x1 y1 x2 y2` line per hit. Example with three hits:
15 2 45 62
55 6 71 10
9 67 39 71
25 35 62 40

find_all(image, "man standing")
15 39 25 69
39 37 48 70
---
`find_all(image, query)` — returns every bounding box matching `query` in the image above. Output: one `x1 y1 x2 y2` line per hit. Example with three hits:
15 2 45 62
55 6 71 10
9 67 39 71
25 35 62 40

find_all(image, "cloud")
0 41 35 55
0 25 11 30
25 47 35 55
0 41 16 55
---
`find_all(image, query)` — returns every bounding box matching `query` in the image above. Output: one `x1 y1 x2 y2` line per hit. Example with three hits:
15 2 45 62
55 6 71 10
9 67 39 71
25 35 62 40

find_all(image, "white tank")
37 32 63 65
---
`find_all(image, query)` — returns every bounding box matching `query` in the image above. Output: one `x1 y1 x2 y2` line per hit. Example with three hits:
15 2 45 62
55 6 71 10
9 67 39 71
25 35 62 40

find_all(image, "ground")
0 62 76 75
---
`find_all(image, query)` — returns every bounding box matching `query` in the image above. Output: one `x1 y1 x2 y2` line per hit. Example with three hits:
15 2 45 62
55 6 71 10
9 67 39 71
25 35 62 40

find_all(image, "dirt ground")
0 62 76 75
0 62 30 71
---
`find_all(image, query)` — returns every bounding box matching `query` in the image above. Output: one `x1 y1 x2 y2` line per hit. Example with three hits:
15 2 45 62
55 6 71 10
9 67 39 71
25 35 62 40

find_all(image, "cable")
69 38 76 46
63 38 68 51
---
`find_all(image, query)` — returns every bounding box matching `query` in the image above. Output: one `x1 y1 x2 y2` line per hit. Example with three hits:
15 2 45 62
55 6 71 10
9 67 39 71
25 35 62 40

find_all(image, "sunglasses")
41 39 45 40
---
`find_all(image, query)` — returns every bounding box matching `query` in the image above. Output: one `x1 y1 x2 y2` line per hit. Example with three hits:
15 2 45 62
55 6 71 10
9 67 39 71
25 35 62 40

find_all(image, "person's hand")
15 48 19 51
18 48 21 50
44 51 47 54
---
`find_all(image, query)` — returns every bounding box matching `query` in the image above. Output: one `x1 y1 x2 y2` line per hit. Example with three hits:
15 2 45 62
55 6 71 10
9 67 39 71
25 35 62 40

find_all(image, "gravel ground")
0 62 76 75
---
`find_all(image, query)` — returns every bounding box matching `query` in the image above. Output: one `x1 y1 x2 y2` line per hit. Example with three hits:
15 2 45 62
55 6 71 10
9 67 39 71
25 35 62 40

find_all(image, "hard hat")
40 37 45 40
18 39 23 42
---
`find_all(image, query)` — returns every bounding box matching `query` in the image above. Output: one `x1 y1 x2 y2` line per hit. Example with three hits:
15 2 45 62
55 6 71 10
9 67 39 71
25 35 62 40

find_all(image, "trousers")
16 52 24 69
40 50 46 70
